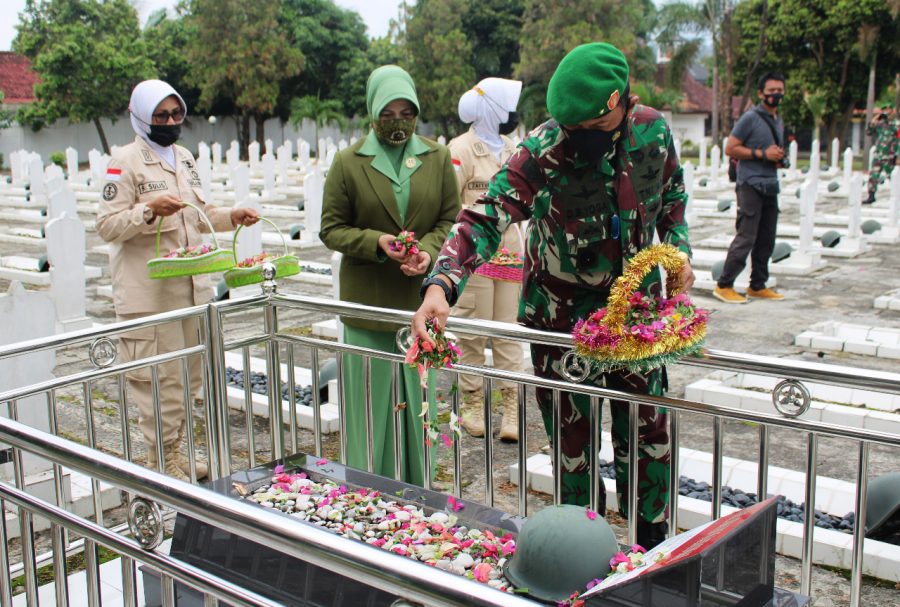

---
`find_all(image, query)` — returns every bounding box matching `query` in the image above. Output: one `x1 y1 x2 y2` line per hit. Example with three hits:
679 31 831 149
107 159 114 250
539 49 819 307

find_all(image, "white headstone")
46 212 88 330
248 141 261 170
197 151 214 203
338 139 348 151
65 147 78 180
47 184 77 219
847 174 862 237
317 138 327 160
350 136 358 145
232 165 250 204
674 138 682 161
842 148 853 190
265 139 274 156
324 145 337 169
211 142 223 168
710 145 721 185
698 139 707 172
299 140 311 166
868 145 876 172
283 139 293 160
889 167 900 229
261 153 276 194
28 157 46 197
9 150 25 185
798 180 815 254
233 198 262 263
830 138 839 170
88 150 107 188
303 166 324 236
809 141 820 183
276 146 289 187
788 140 798 181
437 135 446 146
0 281 56 477
330 251 344 341
683 161 695 226
44 164 65 184
226 145 239 171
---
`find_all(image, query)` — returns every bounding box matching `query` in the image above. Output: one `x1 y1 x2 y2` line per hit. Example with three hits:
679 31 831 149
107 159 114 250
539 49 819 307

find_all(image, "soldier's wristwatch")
420 276 458 306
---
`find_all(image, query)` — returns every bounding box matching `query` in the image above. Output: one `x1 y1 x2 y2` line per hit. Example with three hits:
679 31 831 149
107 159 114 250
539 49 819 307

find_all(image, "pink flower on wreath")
273 464 284 474
440 433 453 448
630 544 647 554
609 552 629 568
404 340 420 364
473 562 493 583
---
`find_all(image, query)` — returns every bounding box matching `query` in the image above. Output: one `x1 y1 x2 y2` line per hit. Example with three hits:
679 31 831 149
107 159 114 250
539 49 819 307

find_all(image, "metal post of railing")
711 417 724 521
241 347 257 469
453 374 463 499
392 362 403 482
11 401 38 605
204 595 219 607
668 408 679 537
151 366 165 474
204 304 231 478
483 377 494 507
48 390 71 607
264 301 285 460
800 433 818 596
849 441 869 607
181 358 198 483
628 401 639 547
286 344 299 455
552 389 562 505
161 573 176 606
423 382 433 490
336 351 348 464
118 373 132 464
82 383 103 607
757 424 769 500
0 497 12 607
589 395 601 515
364 356 374 473
517 382 529 518
310 348 323 457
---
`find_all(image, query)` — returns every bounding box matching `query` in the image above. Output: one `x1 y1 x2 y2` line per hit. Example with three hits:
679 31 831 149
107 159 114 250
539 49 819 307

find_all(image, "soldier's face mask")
149 124 182 147
373 118 417 146
499 111 519 135
564 117 627 164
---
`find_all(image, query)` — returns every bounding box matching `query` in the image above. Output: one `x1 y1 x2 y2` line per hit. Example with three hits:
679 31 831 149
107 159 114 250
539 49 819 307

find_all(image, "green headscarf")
366 65 420 119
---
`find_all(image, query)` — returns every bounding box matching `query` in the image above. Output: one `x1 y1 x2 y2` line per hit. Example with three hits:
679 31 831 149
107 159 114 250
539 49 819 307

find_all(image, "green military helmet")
711 260 725 282
503 505 618 602
861 219 882 235
771 241 793 263
865 472 900 539
821 230 842 248
827 181 840 192
717 199 733 212
318 357 338 402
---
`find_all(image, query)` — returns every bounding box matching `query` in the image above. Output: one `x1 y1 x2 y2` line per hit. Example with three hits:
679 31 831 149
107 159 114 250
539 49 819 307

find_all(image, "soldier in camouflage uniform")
413 42 694 549
865 106 899 204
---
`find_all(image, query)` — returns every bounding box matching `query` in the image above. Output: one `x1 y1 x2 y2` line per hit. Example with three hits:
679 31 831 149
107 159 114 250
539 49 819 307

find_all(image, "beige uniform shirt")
448 128 523 252
96 136 233 316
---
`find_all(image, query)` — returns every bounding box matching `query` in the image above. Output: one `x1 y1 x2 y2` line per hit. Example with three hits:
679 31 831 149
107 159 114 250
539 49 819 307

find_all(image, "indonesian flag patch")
451 158 461 172
105 167 123 182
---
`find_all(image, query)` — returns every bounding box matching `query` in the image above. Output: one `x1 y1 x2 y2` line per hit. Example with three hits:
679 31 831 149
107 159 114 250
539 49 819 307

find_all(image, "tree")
337 36 406 120
183 0 304 157
290 95 348 146
14 0 155 153
460 0 524 81
514 0 650 128
278 0 370 118
403 0 475 136
732 0 900 147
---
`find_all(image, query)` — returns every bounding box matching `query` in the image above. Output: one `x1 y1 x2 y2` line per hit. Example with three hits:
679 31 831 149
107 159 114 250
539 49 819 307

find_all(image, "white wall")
662 111 707 148
0 115 363 168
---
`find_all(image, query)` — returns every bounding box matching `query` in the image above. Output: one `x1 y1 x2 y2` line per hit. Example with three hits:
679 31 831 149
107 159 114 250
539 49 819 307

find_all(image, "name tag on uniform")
466 181 490 191
138 181 168 195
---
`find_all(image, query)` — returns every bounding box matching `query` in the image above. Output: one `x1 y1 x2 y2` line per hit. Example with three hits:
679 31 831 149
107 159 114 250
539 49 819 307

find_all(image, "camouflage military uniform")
429 105 691 524
867 115 900 198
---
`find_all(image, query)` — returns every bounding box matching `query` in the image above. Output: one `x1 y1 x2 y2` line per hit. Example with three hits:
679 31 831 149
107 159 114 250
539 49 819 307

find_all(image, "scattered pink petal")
630 544 646 554
473 562 493 583
440 433 452 448
274 464 284 474
447 496 465 512
585 507 597 520
315 458 327 466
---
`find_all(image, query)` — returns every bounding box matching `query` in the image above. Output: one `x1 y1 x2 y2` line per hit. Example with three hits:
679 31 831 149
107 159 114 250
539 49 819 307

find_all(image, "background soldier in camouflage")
413 42 694 549
865 106 900 204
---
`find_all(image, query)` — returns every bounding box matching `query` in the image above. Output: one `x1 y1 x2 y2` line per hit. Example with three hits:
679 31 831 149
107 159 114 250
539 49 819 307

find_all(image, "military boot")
145 447 190 482
498 387 519 443
460 389 485 438
636 520 669 550
172 430 209 480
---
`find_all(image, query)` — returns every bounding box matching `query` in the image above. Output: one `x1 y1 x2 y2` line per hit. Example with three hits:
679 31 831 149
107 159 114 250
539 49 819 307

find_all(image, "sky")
0 0 401 51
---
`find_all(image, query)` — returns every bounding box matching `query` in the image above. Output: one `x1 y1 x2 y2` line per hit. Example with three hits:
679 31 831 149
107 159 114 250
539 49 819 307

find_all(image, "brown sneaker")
713 286 748 304
747 287 784 301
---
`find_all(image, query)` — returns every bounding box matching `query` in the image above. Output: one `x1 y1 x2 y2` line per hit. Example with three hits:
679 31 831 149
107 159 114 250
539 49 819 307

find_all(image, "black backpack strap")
753 107 783 148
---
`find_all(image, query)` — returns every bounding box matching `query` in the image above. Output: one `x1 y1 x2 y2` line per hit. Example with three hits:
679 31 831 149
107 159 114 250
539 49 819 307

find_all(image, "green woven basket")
147 201 234 279
223 217 300 288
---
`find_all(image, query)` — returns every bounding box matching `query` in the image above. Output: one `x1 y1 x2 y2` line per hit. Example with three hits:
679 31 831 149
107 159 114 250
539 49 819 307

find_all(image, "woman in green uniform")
320 65 460 485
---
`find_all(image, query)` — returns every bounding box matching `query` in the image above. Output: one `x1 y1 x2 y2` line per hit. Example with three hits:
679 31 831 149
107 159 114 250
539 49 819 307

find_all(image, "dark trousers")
718 184 779 291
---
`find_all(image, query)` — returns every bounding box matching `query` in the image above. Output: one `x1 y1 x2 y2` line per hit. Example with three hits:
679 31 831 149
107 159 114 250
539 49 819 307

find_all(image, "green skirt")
343 325 437 486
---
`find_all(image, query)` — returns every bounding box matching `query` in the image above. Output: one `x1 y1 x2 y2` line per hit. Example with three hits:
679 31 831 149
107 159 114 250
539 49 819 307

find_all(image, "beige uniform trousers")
118 314 203 447
448 128 524 392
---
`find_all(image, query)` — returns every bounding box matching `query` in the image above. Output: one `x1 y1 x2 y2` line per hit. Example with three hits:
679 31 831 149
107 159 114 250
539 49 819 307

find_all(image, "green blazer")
320 135 461 332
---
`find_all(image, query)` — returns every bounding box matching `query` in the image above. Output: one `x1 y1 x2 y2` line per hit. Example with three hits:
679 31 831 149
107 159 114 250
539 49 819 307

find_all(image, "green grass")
11 544 122 595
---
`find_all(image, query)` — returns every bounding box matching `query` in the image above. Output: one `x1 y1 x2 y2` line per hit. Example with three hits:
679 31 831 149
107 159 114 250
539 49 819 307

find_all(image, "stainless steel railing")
0 286 896 606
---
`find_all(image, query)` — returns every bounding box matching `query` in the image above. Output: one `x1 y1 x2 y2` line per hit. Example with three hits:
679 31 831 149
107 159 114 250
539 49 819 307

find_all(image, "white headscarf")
129 80 187 169
458 77 523 158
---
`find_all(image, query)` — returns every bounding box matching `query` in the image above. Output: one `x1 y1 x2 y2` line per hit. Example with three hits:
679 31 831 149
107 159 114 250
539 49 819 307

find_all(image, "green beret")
547 42 629 125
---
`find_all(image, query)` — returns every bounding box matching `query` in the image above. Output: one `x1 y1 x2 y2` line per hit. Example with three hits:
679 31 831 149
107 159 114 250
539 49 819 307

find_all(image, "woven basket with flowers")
571 243 707 374
475 246 524 283
223 217 300 288
147 201 234 279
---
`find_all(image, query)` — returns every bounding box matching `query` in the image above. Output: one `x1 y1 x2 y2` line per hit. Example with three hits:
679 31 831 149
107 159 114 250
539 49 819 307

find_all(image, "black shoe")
636 520 669 550
863 192 876 205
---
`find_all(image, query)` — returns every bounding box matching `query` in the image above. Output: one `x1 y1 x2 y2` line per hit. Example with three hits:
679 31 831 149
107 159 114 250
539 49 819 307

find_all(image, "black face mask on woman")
498 111 519 136
148 123 182 147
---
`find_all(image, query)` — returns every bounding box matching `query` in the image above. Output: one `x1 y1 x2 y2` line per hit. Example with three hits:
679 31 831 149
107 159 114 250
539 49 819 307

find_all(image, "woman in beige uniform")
96 80 258 481
448 77 524 442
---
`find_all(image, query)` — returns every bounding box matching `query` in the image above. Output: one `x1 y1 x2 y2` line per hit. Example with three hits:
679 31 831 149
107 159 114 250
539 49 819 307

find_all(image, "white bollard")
212 142 222 168
842 148 853 192
231 164 250 206
304 166 324 237
65 147 78 180
847 174 862 237
798 180 816 254
830 138 839 170
699 138 707 172
788 140 798 181
248 141 261 171
710 145 721 185
261 153 276 195
889 167 899 229
683 161 695 226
